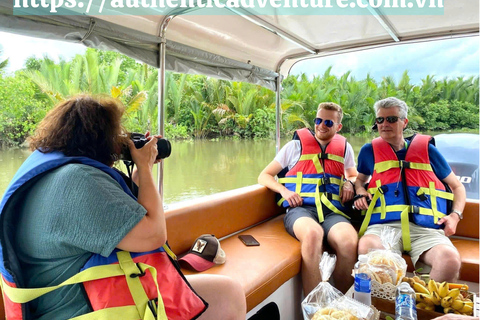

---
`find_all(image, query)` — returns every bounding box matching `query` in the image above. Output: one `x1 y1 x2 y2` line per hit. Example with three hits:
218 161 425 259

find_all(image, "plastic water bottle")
395 282 417 320
353 254 371 306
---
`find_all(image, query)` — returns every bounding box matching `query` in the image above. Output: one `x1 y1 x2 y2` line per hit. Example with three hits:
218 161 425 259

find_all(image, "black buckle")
325 193 333 200
130 263 146 278
323 177 331 185
147 298 158 317
400 160 411 169
378 185 388 194
417 192 427 201
318 153 328 160
410 205 420 214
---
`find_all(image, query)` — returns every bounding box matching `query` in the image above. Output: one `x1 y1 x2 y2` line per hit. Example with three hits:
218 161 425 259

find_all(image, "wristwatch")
452 209 463 220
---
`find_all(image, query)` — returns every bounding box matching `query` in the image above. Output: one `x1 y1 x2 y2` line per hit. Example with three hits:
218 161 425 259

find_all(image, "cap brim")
178 253 216 272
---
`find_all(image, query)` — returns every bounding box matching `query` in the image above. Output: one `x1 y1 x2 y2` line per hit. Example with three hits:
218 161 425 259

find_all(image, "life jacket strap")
1 252 170 320
299 154 324 173
358 185 384 237
374 160 433 174
117 251 167 320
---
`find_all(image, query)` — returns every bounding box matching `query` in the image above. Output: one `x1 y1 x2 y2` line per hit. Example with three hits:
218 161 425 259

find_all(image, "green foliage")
1 46 478 147
0 75 49 147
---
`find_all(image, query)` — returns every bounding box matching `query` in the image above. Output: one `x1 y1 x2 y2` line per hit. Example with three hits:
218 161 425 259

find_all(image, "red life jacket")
278 128 349 222
358 134 453 251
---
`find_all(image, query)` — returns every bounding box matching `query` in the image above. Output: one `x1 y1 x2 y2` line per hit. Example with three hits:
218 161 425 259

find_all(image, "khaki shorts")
363 221 458 271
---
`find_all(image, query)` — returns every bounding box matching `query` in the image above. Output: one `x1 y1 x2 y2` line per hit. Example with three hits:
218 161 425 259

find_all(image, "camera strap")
123 160 136 193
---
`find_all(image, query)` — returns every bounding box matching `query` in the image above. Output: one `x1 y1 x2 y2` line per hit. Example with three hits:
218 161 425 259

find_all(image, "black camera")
121 132 172 162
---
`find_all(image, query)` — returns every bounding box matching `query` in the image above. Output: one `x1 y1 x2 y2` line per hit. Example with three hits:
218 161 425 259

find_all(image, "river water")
0 135 396 205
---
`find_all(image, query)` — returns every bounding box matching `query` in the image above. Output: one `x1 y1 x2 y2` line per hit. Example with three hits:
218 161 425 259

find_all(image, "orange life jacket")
278 128 350 222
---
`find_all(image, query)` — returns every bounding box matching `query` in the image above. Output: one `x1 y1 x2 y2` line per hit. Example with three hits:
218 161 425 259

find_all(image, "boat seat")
165 185 301 312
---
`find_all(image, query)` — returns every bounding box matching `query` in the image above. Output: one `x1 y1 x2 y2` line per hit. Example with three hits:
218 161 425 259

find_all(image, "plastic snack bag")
302 252 375 320
366 226 407 286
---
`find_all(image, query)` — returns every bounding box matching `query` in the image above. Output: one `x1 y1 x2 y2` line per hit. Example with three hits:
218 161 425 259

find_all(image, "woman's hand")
128 136 158 172
144 131 163 164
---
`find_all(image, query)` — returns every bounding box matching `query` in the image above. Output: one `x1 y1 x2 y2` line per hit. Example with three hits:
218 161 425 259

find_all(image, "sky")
0 31 479 85
290 36 480 84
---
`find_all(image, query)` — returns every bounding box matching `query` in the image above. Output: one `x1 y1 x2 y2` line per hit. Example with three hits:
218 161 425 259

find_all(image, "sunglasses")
314 118 336 128
375 116 404 124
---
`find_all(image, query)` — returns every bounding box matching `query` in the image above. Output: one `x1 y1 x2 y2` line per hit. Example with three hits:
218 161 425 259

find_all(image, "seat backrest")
165 185 283 255
455 200 479 239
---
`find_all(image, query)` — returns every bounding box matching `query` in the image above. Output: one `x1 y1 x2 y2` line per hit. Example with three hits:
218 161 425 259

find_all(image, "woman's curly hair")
28 95 129 166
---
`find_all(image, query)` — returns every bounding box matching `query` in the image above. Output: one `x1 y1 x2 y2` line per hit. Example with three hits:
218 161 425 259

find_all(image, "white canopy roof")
0 1 478 90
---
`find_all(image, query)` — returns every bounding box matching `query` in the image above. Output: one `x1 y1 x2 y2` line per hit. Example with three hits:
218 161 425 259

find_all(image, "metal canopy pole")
157 15 174 196
275 75 282 154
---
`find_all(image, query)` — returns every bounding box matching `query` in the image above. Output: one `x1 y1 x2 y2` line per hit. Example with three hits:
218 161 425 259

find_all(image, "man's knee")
358 234 381 254
299 228 324 256
329 231 357 255
432 246 461 270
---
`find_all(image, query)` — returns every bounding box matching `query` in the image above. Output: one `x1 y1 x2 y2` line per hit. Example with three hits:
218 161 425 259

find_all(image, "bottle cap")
358 254 368 263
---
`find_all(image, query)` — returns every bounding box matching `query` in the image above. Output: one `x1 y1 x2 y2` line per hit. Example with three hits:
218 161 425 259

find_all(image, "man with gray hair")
259 102 358 295
354 97 466 282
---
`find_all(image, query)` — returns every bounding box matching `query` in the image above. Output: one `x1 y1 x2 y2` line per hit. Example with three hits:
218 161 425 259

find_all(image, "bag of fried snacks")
302 252 375 320
366 226 407 286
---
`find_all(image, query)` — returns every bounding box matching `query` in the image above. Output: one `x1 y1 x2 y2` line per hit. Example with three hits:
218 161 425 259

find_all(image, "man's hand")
280 189 303 208
353 193 372 210
340 180 355 203
353 173 372 210
437 213 460 237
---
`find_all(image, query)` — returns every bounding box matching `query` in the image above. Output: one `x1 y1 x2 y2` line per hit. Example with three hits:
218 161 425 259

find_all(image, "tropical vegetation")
0 48 478 147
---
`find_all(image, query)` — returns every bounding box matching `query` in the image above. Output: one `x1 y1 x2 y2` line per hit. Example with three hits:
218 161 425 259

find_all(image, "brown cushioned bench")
165 184 301 312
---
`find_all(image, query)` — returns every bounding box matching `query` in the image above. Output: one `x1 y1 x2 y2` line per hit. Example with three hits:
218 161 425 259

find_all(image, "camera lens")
156 138 171 159
120 133 172 162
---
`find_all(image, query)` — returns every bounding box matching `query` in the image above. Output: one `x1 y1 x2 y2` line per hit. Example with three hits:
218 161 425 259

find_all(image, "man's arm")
353 173 372 210
258 160 303 207
436 171 466 236
341 167 358 202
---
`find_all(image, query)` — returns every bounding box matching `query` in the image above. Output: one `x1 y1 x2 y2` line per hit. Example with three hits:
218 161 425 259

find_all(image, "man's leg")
292 216 325 295
409 224 461 282
418 245 461 282
327 221 358 293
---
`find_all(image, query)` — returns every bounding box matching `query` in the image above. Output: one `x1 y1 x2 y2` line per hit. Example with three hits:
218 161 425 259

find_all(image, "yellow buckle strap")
325 153 344 164
400 206 412 252
358 189 383 237
117 251 167 320
1 264 126 304
368 180 388 220
299 154 324 173
1 252 170 320
314 179 324 222
416 186 454 201
374 160 433 174
162 244 177 260
320 193 350 220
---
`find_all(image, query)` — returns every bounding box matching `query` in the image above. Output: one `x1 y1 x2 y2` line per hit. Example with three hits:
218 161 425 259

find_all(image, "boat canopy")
0 1 478 91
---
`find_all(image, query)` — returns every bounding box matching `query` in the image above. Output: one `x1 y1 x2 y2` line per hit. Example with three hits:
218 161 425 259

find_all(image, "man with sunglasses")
353 97 466 283
258 102 358 295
